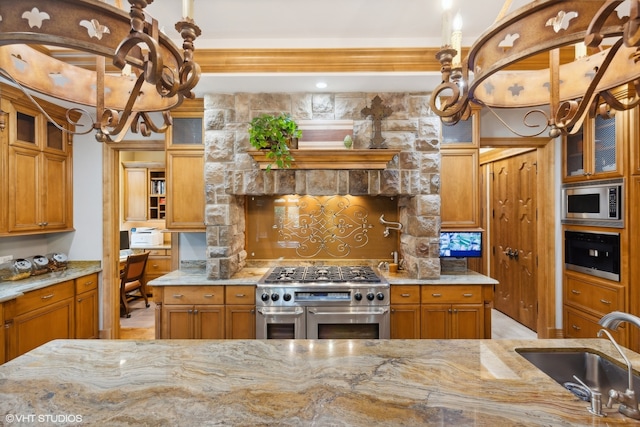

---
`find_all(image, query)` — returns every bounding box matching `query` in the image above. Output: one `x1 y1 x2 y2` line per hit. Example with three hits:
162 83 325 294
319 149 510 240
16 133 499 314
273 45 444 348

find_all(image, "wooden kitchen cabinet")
225 286 256 339
390 285 421 339
5 280 75 361
1 90 73 235
122 162 166 222
75 273 99 339
563 113 624 182
440 148 480 228
165 100 205 231
563 270 627 345
420 285 485 339
0 302 5 365
144 249 172 288
157 286 225 339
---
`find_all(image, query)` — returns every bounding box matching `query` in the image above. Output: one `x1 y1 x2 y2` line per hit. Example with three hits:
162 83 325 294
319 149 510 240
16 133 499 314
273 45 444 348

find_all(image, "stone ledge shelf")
248 149 401 170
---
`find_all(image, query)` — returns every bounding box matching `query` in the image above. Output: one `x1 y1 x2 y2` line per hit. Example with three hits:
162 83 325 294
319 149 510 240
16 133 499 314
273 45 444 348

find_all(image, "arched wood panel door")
491 150 538 331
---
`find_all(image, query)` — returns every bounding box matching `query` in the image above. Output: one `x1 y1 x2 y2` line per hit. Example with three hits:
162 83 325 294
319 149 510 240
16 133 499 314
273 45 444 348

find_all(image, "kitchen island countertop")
1 338 638 425
148 267 497 287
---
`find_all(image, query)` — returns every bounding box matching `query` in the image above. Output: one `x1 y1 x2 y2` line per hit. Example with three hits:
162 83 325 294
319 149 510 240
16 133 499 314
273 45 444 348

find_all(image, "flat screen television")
439 231 482 258
119 230 130 251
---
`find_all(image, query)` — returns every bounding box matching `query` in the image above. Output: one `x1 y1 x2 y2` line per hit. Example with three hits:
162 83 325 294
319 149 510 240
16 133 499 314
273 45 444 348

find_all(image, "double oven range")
256 266 390 339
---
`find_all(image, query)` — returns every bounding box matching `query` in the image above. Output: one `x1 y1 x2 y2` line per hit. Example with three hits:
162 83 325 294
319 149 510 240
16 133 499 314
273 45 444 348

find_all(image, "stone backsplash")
204 92 441 279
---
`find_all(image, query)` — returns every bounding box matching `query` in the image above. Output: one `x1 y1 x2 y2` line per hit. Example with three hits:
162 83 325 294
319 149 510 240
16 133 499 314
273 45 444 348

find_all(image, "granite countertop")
0 338 638 425
0 261 102 303
148 267 497 287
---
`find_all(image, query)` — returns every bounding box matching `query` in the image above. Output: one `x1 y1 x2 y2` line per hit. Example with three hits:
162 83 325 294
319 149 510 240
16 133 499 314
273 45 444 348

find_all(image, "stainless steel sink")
516 349 640 402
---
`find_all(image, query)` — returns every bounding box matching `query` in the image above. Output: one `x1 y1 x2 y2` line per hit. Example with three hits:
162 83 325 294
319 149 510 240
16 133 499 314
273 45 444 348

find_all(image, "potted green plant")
248 113 302 171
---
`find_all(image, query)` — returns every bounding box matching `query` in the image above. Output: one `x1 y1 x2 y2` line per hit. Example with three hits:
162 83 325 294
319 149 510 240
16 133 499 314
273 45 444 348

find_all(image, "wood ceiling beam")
48 47 576 74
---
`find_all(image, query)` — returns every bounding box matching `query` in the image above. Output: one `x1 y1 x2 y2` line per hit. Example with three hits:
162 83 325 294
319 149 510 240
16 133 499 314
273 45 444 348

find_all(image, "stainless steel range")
256 266 390 339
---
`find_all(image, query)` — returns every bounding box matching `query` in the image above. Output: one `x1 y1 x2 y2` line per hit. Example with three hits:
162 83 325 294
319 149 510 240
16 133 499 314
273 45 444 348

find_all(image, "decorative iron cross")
361 95 392 149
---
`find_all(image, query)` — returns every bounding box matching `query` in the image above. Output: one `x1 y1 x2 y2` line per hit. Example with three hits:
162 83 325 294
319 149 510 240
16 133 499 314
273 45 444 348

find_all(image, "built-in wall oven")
256 266 390 339
565 230 621 282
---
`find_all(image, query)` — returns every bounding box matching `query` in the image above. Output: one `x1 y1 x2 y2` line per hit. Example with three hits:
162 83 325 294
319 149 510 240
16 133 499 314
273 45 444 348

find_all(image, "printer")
130 227 163 246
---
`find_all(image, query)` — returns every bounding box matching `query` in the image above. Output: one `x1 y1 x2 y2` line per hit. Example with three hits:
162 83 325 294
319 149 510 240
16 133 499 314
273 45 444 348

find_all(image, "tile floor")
120 300 538 340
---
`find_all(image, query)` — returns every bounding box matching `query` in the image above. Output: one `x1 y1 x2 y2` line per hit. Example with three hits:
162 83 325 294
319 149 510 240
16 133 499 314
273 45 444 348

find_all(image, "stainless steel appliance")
256 266 390 339
565 230 620 282
562 179 624 228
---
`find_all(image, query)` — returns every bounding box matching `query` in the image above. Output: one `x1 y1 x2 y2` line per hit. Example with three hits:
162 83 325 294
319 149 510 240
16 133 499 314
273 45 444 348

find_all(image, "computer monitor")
119 230 130 251
439 231 482 258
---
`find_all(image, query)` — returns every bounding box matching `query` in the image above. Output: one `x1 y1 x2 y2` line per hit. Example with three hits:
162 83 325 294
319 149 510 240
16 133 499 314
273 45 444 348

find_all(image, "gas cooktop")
261 266 383 284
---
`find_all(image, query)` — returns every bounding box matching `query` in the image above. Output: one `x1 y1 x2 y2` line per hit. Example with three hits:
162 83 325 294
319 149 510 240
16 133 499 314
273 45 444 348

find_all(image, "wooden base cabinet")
154 285 256 339
225 286 255 339
0 303 5 365
159 286 225 339
421 285 490 339
390 285 421 339
75 273 99 339
5 281 75 361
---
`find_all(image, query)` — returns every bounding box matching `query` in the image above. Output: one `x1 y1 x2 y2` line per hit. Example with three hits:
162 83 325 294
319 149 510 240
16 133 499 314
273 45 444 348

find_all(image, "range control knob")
376 292 385 301
261 293 270 302
283 293 292 301
271 293 280 302
354 292 362 301
366 292 375 301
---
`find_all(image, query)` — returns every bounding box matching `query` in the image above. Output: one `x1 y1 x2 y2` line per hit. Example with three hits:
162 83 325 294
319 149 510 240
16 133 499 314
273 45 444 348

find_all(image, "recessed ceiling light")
316 82 328 89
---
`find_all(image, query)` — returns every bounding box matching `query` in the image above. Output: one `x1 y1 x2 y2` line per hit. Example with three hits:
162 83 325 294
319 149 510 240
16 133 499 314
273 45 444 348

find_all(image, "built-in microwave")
561 179 623 228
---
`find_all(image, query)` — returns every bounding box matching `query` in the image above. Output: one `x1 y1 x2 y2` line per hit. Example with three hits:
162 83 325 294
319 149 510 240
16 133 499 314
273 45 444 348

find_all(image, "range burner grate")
262 266 382 284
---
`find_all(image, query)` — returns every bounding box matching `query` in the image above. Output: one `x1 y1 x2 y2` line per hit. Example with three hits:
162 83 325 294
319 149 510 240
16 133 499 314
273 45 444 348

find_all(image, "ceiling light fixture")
316 82 328 89
430 0 640 137
0 0 201 142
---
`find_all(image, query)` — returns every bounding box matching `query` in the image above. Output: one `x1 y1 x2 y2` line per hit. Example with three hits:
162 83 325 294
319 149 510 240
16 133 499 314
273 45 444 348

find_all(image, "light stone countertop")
0 261 102 303
0 338 638 425
148 267 497 287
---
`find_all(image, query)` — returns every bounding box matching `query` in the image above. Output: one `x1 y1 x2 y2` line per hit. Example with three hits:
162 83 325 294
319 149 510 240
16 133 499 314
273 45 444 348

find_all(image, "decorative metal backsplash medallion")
247 195 397 259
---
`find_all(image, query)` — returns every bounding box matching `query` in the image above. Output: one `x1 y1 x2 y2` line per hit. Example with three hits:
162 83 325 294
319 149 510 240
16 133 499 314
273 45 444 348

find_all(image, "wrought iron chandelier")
0 0 201 142
430 0 640 137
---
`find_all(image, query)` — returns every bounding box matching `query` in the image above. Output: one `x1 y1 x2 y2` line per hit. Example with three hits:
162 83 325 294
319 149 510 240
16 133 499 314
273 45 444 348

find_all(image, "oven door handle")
307 308 389 315
257 308 305 316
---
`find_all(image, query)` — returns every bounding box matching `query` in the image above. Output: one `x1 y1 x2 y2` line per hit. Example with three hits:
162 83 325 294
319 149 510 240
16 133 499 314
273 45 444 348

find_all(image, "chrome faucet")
598 311 640 420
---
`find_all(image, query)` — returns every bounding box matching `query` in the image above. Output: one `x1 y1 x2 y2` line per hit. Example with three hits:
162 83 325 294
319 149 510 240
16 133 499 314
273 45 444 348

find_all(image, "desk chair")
120 252 150 318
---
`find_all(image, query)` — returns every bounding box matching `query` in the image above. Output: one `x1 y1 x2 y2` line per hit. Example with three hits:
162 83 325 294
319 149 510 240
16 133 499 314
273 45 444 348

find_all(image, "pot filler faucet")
598 311 640 420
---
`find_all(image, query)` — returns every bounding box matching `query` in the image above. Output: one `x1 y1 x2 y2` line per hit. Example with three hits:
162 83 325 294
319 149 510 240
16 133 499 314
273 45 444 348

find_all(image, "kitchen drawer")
15 280 74 315
146 257 171 274
564 305 625 343
147 249 171 257
564 273 623 316
390 285 421 304
421 285 482 304
162 286 224 305
225 286 255 305
75 273 98 294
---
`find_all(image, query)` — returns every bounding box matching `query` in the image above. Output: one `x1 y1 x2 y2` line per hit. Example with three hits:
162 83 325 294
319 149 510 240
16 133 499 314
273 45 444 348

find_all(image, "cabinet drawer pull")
235 294 246 298
203 294 214 298
600 299 612 305
462 293 473 297
431 293 442 297
41 293 54 300
571 289 581 295
172 294 184 298
83 281 94 286
401 293 411 297
572 324 581 331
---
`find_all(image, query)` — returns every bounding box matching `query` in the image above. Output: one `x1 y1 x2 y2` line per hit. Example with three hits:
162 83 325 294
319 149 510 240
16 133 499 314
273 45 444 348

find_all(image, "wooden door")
162 305 195 339
421 304 451 339
390 305 421 339
225 305 256 339
195 305 225 339
8 146 40 232
124 167 148 221
491 151 538 331
76 289 99 339
451 304 483 339
41 151 70 231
